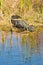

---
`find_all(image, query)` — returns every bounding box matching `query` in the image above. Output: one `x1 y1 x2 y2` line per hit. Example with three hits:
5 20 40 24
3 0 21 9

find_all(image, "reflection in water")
10 32 12 48
29 32 35 49
34 32 41 54
21 33 34 65
20 32 42 65
1 31 5 44
0 31 43 65
1 31 13 48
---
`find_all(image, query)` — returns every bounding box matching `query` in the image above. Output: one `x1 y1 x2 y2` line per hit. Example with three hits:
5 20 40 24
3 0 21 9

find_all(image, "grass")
0 15 43 33
0 23 43 33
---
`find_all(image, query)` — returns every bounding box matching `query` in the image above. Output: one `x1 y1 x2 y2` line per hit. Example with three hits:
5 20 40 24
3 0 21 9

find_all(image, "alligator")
11 15 34 32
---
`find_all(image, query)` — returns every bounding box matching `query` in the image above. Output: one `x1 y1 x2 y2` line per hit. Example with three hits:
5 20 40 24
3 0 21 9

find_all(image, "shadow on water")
0 31 43 65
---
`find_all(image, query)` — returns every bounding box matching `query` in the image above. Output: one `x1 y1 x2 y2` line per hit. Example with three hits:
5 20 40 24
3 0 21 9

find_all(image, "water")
0 31 43 65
